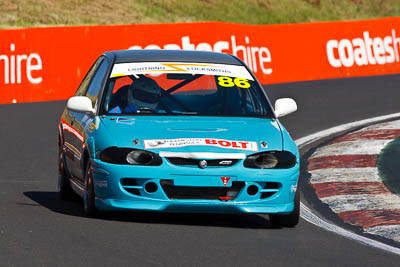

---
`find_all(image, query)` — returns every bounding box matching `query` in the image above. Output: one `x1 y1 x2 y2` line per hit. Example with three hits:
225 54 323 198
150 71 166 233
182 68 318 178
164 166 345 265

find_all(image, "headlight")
100 147 162 165
244 151 297 169
126 150 155 165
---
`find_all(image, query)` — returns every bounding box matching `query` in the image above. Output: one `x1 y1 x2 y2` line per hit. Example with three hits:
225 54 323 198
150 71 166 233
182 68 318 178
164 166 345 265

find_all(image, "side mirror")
274 98 297 118
67 96 95 115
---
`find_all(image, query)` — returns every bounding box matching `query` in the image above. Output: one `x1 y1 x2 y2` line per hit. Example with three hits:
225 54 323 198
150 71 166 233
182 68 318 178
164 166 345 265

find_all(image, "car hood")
97 116 283 155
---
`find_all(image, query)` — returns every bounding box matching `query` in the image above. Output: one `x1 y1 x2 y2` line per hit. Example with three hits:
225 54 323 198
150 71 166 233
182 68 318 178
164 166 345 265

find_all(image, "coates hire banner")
0 17 400 104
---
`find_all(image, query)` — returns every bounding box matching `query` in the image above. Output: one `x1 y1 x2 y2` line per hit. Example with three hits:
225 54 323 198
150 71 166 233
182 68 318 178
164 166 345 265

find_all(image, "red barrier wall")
0 17 400 104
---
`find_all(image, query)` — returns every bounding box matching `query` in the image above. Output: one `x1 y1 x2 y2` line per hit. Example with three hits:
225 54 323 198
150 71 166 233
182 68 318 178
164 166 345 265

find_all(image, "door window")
86 58 109 107
74 57 103 96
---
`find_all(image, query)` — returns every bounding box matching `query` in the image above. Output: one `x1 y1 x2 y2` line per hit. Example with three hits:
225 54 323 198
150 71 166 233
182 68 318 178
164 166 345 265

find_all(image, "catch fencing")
0 17 399 103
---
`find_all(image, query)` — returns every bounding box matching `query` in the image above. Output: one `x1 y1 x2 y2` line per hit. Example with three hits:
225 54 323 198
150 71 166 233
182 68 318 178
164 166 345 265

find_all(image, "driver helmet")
128 75 162 110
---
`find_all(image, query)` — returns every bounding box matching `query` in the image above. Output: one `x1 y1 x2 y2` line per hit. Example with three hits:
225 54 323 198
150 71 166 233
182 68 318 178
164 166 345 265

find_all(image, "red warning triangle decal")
220 177 230 186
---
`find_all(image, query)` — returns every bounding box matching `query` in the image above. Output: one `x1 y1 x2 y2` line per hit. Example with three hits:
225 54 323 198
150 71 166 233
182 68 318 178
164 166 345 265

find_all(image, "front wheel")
58 146 74 200
83 160 98 217
269 188 300 228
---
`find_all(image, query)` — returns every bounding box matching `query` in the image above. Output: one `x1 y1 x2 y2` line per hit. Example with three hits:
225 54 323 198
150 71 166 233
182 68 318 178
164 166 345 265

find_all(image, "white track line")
300 203 400 255
296 112 400 255
296 112 400 147
309 167 381 184
362 120 400 130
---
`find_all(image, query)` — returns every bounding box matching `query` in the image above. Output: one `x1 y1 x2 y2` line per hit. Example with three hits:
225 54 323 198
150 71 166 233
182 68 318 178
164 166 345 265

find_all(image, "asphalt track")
1 74 400 266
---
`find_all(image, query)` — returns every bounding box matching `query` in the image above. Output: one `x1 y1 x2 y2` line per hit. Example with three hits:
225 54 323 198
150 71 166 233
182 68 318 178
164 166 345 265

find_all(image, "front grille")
160 180 245 200
261 192 276 199
121 178 140 196
265 182 280 189
125 188 140 195
166 157 239 167
260 182 281 199
121 178 138 186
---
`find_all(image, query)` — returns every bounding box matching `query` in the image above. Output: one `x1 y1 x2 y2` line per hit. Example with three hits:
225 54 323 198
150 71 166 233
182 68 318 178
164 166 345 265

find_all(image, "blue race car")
58 49 300 227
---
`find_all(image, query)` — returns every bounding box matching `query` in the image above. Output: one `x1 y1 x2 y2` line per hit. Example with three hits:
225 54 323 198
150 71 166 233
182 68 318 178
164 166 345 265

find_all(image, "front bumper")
91 158 299 214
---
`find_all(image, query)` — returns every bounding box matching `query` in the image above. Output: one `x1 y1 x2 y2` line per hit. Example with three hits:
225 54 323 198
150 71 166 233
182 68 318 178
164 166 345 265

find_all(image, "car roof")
105 49 242 65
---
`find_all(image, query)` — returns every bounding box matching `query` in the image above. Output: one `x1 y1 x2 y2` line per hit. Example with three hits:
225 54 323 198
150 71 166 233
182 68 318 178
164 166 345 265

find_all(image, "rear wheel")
83 160 98 217
58 146 74 200
269 188 300 228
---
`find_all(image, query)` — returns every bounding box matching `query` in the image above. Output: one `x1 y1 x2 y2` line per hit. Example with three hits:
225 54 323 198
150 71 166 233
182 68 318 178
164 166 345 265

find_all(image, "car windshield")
101 61 272 117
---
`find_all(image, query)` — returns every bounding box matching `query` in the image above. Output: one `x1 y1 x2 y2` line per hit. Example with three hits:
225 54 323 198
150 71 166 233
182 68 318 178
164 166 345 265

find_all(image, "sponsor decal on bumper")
144 138 258 151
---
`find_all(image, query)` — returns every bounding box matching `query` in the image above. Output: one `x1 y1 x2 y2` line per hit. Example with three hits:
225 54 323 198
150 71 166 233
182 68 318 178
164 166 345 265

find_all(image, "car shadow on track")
24 191 277 229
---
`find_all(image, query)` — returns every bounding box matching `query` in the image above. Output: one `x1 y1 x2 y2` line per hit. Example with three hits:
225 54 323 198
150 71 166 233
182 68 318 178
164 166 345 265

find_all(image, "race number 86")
217 77 251 88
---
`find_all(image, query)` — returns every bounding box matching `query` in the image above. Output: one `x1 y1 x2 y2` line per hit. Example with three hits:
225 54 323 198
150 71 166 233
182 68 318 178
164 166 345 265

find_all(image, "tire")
269 187 300 228
83 160 98 217
58 146 74 200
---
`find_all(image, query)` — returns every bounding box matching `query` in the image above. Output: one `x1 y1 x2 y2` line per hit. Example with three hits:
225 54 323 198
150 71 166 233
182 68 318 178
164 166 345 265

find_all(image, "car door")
63 56 106 182
73 56 111 182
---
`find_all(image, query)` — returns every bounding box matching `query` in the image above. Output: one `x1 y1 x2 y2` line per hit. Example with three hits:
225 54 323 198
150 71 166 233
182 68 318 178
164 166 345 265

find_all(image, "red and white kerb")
307 119 400 242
